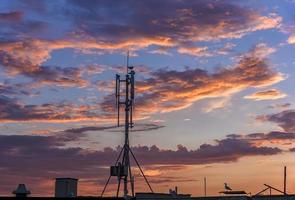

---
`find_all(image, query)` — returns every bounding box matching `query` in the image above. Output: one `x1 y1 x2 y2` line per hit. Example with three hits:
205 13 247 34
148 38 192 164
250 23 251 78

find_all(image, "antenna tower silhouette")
101 52 153 199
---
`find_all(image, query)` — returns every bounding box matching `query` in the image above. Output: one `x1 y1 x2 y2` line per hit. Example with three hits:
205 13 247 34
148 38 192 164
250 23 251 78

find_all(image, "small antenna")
204 177 207 197
284 166 287 195
127 50 130 73
115 74 120 126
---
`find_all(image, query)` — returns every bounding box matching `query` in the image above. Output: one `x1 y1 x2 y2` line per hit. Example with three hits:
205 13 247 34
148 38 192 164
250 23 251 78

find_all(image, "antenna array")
101 52 153 199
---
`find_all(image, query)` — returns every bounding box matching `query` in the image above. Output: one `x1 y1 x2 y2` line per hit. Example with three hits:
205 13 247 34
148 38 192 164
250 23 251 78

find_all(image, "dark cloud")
0 95 101 122
1 1 281 46
57 124 165 144
0 133 282 195
148 177 198 184
227 131 295 143
0 94 166 129
0 81 31 96
132 140 281 165
0 11 23 22
258 109 295 132
66 0 280 45
26 66 88 87
113 123 165 133
0 135 280 168
267 103 291 109
64 123 165 135
63 125 118 134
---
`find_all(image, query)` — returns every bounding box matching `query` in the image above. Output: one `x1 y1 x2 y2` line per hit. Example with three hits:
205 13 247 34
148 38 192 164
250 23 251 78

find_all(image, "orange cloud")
244 89 287 101
0 38 170 87
0 1 282 82
177 46 212 57
100 43 284 119
287 35 295 44
0 43 285 123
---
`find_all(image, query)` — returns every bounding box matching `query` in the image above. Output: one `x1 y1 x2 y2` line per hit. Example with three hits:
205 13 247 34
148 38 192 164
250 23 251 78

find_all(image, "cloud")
0 39 153 87
101 43 285 119
245 43 276 58
131 140 281 165
241 109 295 145
0 95 104 122
287 35 295 44
177 43 236 57
228 108 295 144
244 89 287 101
66 0 281 45
0 40 99 87
0 11 23 22
227 131 295 144
62 126 118 135
0 2 282 60
177 46 212 57
216 43 236 55
149 47 172 56
259 109 295 132
0 132 282 195
0 81 32 96
0 1 282 86
63 123 165 135
0 43 286 123
267 103 291 109
202 97 231 113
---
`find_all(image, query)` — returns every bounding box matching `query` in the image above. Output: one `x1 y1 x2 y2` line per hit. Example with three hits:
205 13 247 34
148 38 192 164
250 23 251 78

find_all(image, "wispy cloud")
244 89 287 101
202 97 231 113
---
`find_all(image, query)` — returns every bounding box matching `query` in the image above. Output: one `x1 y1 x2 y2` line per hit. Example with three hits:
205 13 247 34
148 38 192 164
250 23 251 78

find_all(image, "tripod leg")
128 155 135 197
115 146 125 164
117 177 121 198
101 175 111 197
129 148 154 193
100 146 125 197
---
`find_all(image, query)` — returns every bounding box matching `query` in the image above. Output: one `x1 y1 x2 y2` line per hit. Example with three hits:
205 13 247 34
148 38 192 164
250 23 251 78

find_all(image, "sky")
0 0 295 197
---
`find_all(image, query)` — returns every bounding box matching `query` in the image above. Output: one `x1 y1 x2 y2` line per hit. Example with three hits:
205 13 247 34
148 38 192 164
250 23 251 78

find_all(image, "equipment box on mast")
110 165 128 177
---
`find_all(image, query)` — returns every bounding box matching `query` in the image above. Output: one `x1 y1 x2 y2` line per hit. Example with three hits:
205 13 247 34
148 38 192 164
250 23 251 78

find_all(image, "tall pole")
284 166 287 195
123 74 130 199
204 177 207 197
101 54 153 199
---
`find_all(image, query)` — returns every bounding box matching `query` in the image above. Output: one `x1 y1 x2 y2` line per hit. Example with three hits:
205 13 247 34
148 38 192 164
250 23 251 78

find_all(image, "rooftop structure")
55 178 78 197
12 184 31 197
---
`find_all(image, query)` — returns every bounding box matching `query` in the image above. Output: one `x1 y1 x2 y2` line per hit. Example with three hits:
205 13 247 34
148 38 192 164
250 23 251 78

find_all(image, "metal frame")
101 52 153 199
255 184 286 196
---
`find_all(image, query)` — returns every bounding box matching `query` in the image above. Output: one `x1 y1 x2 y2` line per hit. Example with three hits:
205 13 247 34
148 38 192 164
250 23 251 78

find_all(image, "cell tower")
101 52 153 199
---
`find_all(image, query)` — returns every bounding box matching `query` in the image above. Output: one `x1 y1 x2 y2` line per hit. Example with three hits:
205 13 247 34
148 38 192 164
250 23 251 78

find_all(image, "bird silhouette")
224 183 232 190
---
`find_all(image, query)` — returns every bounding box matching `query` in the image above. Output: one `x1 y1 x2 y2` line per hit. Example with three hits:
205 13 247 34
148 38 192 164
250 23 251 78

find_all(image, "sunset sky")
1 0 295 197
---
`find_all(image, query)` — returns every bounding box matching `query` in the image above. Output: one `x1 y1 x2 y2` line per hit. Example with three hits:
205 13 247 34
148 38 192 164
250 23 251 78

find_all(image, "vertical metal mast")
101 52 153 199
122 51 132 198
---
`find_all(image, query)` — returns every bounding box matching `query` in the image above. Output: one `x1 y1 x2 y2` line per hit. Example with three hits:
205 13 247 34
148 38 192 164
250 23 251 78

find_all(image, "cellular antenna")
101 53 153 199
127 50 130 73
